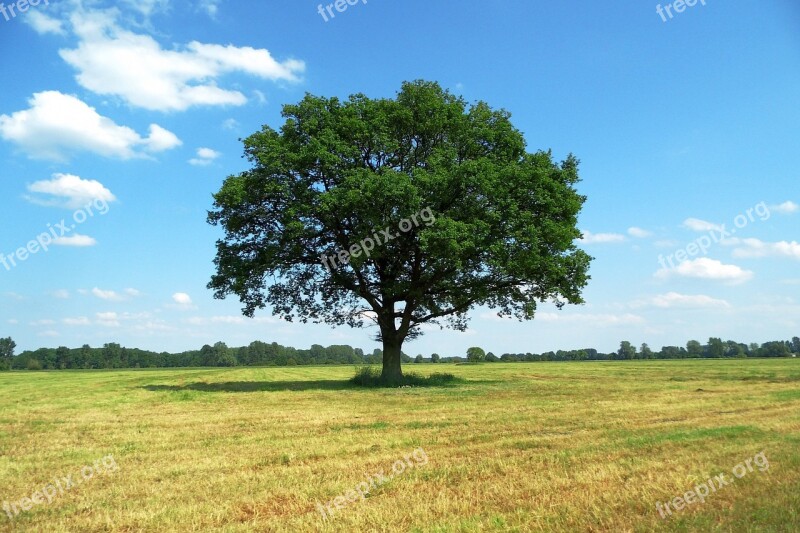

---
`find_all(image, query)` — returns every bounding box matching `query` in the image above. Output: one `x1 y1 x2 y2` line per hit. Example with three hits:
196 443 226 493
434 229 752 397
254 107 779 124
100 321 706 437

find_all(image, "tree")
686 340 703 358
618 341 636 360
414 354 424 363
640 343 653 359
707 337 724 358
466 347 486 362
485 351 499 362
0 337 15 370
430 353 440 363
207 81 591 383
792 336 800 354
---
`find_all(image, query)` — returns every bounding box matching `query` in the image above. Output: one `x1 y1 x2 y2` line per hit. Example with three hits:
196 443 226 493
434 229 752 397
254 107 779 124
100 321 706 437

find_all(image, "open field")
1 360 799 532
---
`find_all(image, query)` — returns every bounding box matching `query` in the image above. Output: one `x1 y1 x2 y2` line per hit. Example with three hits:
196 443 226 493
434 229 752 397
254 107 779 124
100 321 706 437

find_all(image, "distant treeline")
0 336 797 371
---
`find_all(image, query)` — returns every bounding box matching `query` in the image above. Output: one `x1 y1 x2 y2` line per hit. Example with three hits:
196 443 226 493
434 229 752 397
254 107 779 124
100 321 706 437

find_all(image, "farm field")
1 360 798 532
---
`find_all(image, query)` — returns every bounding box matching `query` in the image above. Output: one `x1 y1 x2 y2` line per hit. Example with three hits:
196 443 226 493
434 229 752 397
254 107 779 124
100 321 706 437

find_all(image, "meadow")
0 360 798 532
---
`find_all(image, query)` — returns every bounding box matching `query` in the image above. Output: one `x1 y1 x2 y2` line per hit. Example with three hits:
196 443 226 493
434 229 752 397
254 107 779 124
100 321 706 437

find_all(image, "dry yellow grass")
1 360 798 532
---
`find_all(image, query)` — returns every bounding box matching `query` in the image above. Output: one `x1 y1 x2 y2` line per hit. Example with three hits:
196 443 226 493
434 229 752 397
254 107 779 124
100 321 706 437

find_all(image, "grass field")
1 360 798 532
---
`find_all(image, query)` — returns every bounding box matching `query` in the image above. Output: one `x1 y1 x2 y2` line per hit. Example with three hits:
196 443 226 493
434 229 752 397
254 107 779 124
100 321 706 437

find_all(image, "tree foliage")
467 346 486 362
208 80 592 383
0 337 14 370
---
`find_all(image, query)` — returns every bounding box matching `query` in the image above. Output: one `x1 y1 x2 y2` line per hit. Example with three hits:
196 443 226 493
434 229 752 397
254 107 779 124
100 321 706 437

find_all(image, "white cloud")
0 91 181 161
198 0 221 18
124 288 142 297
96 312 120 327
38 330 60 338
7 319 19 325
728 238 800 260
647 292 730 309
51 289 70 299
27 173 116 209
54 234 98 247
122 0 169 17
536 312 645 327
683 218 722 232
252 89 267 105
25 11 67 35
189 147 220 166
655 257 753 284
627 227 652 238
172 292 193 305
30 319 56 326
579 230 626 244
59 10 304 112
221 118 239 130
769 201 799 215
92 287 122 300
63 317 92 326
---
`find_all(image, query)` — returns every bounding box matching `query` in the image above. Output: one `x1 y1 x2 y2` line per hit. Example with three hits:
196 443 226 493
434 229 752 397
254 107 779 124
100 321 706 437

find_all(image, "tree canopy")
208 80 592 383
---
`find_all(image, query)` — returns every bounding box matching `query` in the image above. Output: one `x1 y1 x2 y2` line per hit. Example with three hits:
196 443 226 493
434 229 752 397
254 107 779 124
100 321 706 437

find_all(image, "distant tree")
640 343 653 359
430 353 440 363
707 337 724 358
725 340 746 358
414 354 424 364
617 341 636 360
26 358 42 371
55 346 71 369
686 340 703 358
485 351 499 362
792 336 800 354
659 346 683 359
761 341 791 358
0 337 14 370
467 347 486 362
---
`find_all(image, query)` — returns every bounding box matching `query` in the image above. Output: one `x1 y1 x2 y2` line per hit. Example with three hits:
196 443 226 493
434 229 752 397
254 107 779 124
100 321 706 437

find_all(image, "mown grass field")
1 360 798 532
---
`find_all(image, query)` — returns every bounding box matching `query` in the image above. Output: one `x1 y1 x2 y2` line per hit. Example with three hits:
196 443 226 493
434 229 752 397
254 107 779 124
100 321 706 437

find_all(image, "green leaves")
208 80 592 344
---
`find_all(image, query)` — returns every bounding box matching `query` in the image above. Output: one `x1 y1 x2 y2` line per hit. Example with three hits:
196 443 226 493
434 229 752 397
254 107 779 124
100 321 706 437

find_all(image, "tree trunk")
381 333 404 384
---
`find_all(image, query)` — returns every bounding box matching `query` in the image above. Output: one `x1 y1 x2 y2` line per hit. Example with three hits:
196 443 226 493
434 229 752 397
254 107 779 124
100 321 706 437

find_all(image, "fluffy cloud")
54 234 98 247
189 147 221 166
59 10 304 111
770 201 799 215
92 287 122 300
655 257 753 284
644 292 730 309
25 11 66 35
682 218 722 232
579 230 626 244
627 227 652 238
63 317 92 326
96 312 120 327
536 312 645 326
27 173 116 209
172 292 193 305
727 238 800 260
0 91 181 160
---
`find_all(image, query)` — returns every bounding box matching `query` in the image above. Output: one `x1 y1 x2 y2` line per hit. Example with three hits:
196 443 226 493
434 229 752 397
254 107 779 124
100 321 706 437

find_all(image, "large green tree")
208 81 591 383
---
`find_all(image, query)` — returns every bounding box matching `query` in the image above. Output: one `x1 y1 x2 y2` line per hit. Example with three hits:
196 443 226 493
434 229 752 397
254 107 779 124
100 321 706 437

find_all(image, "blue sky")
1 0 798 356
